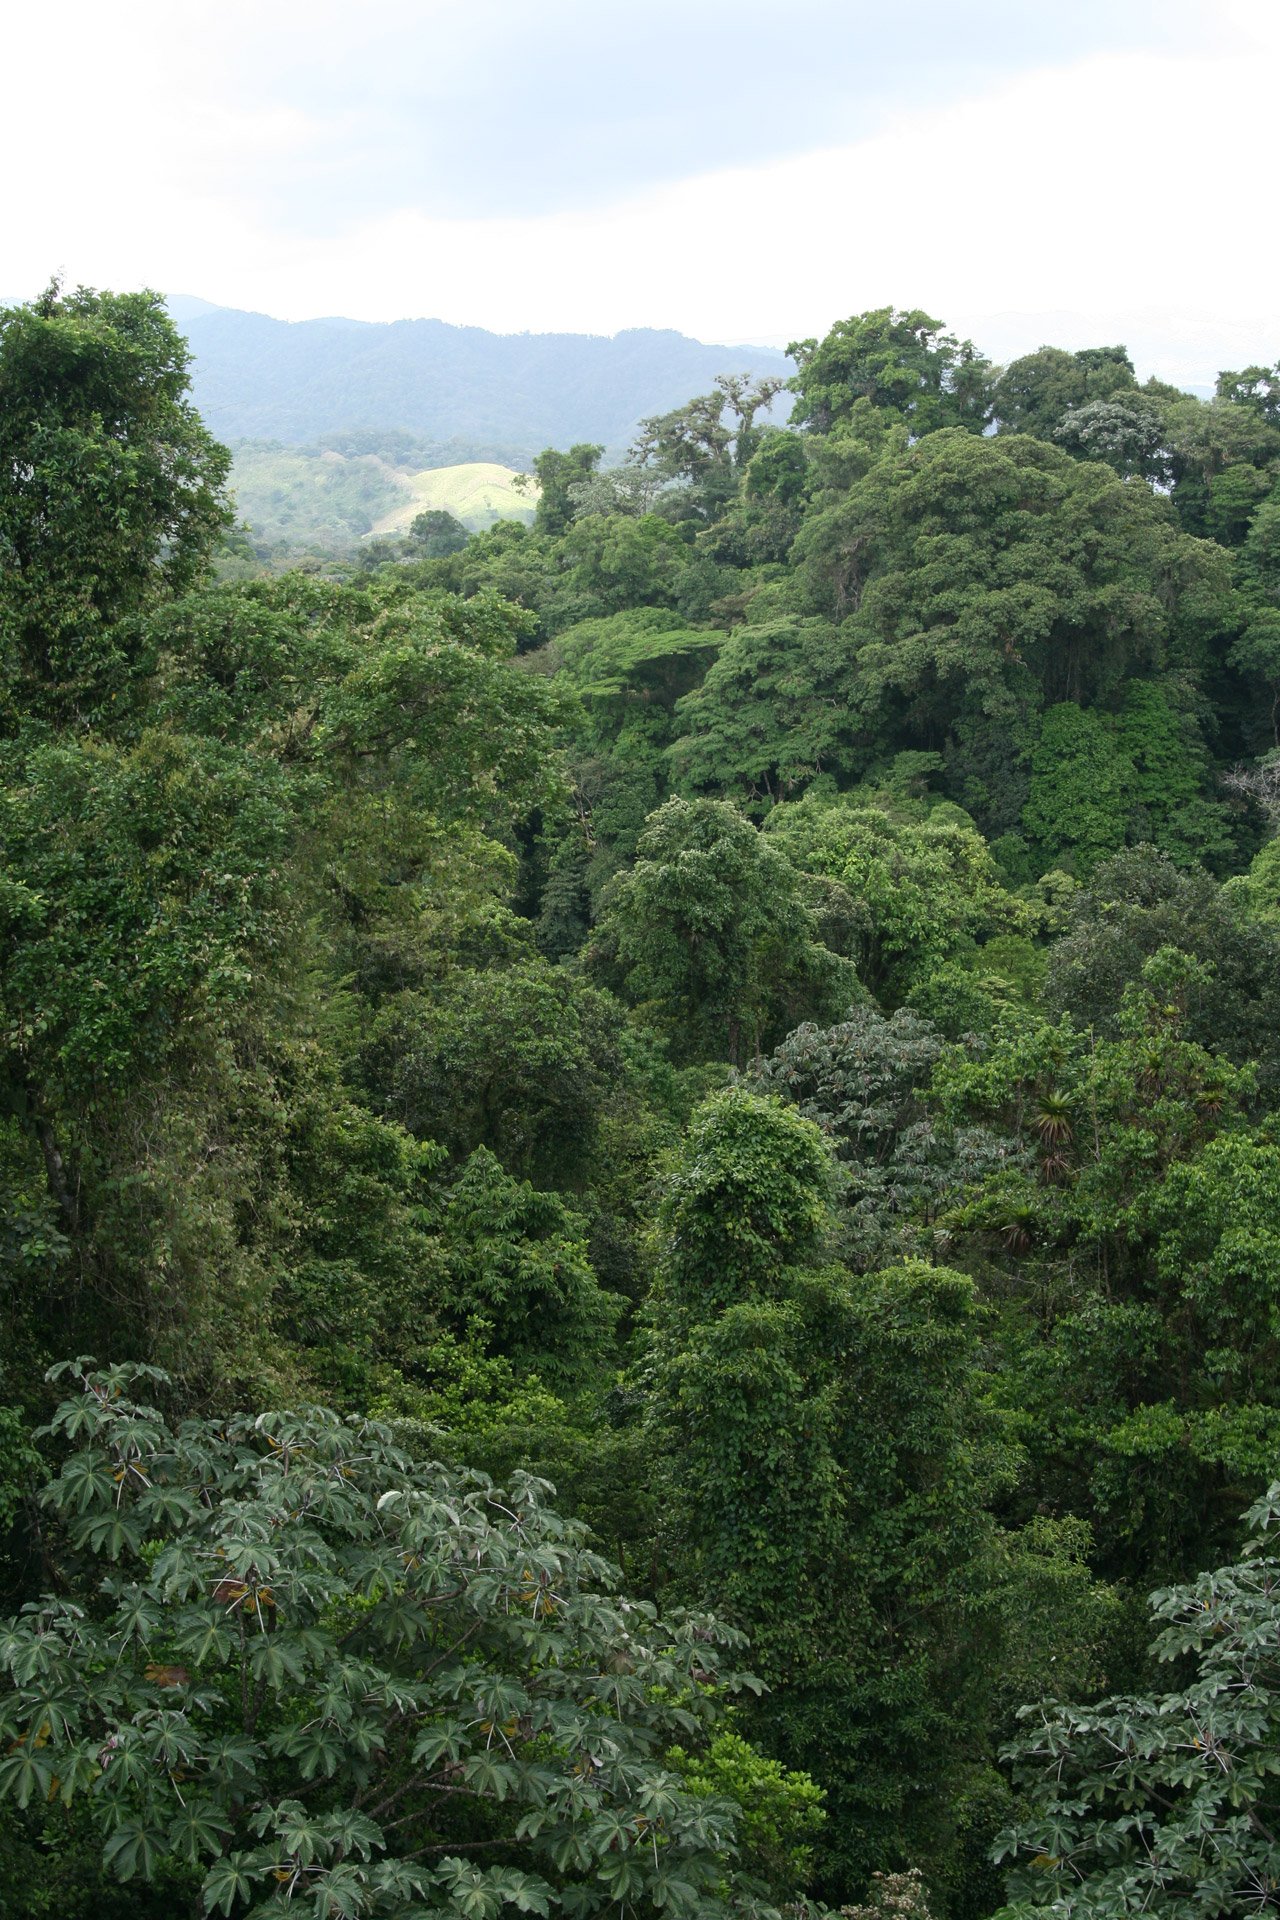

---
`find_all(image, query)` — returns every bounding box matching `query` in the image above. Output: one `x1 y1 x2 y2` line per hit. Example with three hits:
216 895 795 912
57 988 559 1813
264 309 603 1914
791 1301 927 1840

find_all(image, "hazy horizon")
158 294 1272 396
5 1 1276 393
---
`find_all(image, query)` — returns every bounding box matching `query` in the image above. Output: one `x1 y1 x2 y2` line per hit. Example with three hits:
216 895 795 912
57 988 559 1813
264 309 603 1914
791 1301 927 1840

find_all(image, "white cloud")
4 1 1276 382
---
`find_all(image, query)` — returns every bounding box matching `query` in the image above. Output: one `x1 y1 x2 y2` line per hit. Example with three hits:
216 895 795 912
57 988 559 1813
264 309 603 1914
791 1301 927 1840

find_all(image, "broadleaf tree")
995 1479 1280 1920
0 1361 786 1920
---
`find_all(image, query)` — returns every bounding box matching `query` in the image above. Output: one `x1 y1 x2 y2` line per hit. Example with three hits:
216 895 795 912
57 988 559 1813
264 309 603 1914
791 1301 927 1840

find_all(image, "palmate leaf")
513 1806 561 1842
201 1850 260 1916
203 1732 264 1780
544 1828 599 1873
0 1744 55 1808
435 1859 515 1920
646 1867 702 1911
364 1589 432 1639
339 1714 386 1761
71 1512 145 1559
370 1857 431 1900
110 1585 163 1645
2 1635 84 1688
168 1800 235 1864
50 1449 118 1513
173 1609 238 1665
3 1680 84 1743
309 1860 368 1920
43 1399 110 1446
464 1753 518 1798
150 1544 209 1599
594 1857 650 1902
96 1735 159 1795
486 1866 554 1913
139 1706 206 1770
292 1625 339 1665
103 1819 170 1882
248 1636 308 1689
270 1723 346 1778
413 1723 466 1768
321 1809 384 1858
136 1483 200 1527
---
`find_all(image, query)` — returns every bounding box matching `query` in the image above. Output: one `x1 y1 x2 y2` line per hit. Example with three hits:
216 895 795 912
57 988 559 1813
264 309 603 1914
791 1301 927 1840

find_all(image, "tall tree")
992 344 1138 439
790 428 1234 841
0 283 231 720
522 443 603 537
629 374 787 523
646 1090 1015 1899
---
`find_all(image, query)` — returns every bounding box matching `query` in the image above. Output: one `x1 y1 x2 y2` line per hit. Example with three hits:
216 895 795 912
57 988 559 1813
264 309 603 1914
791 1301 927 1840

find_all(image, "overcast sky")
5 0 1277 385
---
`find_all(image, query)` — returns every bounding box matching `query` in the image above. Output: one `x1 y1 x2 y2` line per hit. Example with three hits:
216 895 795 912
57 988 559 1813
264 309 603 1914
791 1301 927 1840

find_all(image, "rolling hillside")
227 443 537 548
368 463 536 535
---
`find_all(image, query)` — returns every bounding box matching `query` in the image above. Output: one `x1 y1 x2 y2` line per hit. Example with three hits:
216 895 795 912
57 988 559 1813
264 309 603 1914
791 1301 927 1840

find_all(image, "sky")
5 0 1278 386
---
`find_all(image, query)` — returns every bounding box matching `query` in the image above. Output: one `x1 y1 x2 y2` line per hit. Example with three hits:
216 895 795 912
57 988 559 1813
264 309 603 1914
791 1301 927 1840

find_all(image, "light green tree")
765 793 1025 1003
1023 703 1133 872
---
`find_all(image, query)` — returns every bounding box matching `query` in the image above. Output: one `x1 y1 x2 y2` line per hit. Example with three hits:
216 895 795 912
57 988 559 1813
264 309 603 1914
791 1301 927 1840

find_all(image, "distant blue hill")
168 298 792 453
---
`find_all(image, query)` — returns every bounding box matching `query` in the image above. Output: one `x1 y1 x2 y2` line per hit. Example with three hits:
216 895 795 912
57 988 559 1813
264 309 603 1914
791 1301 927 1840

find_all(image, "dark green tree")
524 443 603 537
787 308 994 438
359 957 628 1191
0 579 574 1392
790 428 1234 841
935 948 1280 1577
1165 395 1280 545
0 283 231 719
433 1147 621 1387
1044 845 1280 1092
993 344 1138 439
405 507 469 557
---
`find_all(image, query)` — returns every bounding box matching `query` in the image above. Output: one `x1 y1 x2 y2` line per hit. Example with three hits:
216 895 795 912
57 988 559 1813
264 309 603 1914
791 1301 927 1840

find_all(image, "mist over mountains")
169 297 792 452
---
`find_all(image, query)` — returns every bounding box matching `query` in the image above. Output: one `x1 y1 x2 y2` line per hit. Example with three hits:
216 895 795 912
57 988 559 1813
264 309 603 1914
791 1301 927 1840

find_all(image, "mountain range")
168 298 792 453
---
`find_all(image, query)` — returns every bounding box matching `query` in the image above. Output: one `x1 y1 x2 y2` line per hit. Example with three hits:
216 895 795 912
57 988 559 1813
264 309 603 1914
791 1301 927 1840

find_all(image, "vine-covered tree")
0 283 231 718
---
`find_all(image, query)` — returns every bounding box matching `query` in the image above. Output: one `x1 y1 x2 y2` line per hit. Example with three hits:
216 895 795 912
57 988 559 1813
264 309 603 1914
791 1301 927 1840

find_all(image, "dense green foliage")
4 285 1280 1920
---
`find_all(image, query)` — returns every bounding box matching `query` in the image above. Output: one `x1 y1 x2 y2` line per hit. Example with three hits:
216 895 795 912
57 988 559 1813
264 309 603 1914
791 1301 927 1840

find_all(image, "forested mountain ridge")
3 287 1280 1920
168 297 791 447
